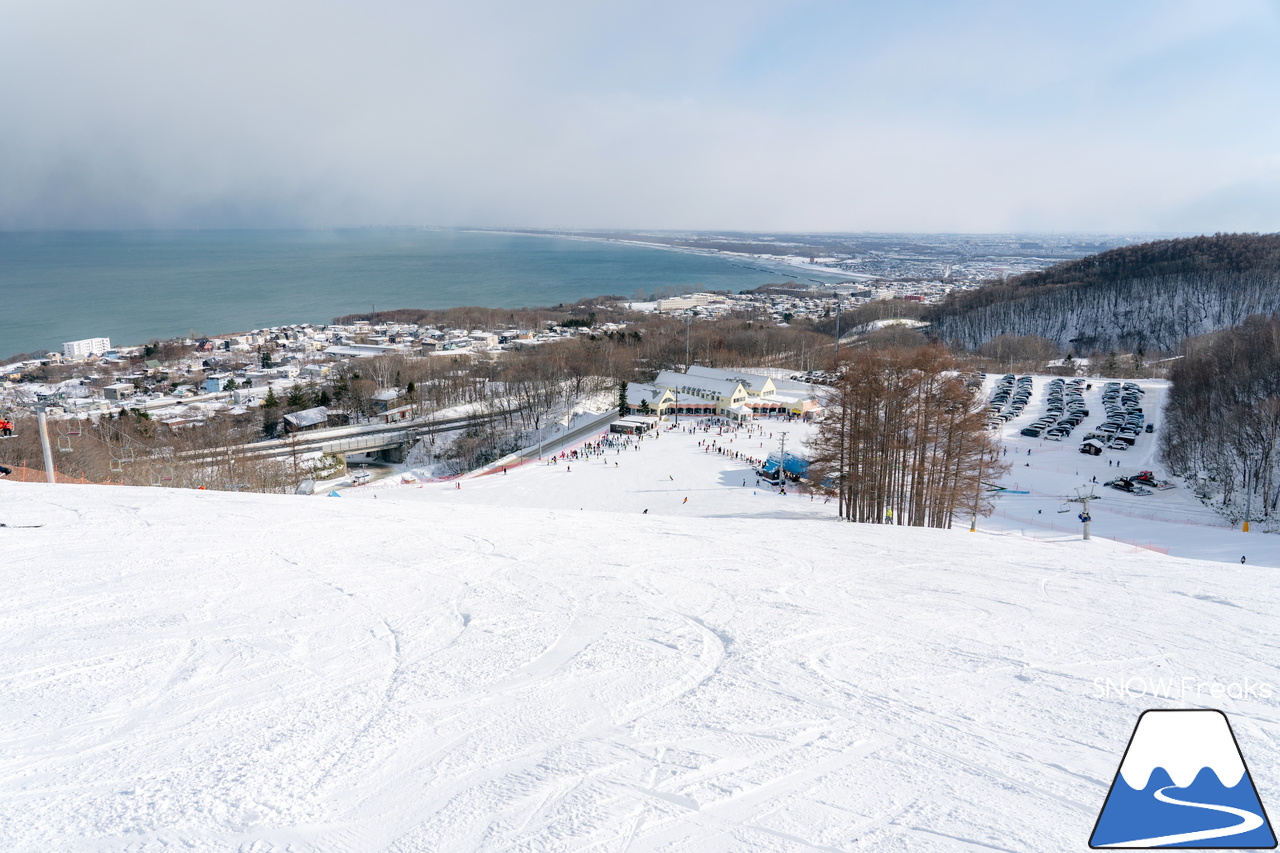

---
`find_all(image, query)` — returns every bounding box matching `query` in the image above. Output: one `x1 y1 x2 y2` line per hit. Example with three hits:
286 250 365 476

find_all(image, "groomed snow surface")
3 398 1279 851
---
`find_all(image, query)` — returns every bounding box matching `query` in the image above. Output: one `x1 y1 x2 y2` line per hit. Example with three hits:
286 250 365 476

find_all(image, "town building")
102 382 135 401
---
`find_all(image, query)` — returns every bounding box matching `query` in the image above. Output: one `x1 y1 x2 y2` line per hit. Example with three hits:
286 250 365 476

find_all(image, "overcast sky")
2 0 1278 233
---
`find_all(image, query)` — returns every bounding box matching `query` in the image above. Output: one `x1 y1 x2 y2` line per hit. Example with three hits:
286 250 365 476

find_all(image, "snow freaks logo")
1090 710 1277 849
1093 676 1275 701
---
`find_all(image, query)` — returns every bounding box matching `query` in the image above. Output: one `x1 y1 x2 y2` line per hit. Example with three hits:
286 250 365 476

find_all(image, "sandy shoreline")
459 228 863 284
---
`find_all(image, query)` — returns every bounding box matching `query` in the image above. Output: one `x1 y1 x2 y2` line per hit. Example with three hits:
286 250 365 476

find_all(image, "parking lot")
979 373 1280 566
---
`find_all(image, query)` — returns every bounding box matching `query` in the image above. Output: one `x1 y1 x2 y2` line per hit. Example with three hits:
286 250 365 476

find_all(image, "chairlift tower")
34 405 56 485
1064 487 1101 540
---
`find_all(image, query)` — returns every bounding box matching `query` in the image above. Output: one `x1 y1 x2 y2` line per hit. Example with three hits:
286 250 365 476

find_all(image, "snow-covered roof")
653 370 746 398
283 406 329 428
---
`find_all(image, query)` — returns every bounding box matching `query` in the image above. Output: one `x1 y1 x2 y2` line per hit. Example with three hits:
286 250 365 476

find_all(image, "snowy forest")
1160 315 1280 527
807 345 1006 527
930 233 1280 353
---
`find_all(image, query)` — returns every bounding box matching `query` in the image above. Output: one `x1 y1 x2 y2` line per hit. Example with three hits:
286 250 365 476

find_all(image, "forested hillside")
1160 315 1280 526
931 233 1280 352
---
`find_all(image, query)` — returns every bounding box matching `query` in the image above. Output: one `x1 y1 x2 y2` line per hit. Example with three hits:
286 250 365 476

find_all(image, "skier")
643 508 648 514
682 497 688 504
1242 555 1247 565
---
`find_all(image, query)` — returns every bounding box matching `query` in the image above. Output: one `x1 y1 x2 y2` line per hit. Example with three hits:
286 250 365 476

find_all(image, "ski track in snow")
2 405 1279 851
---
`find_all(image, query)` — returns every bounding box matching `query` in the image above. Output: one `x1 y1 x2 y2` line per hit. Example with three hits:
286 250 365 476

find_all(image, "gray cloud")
1 0 1278 232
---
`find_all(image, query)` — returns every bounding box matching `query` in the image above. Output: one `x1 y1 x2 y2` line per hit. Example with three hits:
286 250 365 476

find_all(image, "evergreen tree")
1103 351 1119 377
260 349 273 369
618 381 629 417
223 378 238 391
262 387 282 437
286 384 307 409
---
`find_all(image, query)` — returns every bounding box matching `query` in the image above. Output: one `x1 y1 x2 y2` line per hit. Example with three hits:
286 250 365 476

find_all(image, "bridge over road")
178 409 514 465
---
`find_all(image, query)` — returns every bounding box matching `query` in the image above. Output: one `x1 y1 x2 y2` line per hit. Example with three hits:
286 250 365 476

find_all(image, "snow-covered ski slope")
4 475 1280 851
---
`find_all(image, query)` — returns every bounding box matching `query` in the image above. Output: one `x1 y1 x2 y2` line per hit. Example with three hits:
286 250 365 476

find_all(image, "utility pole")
1243 452 1258 532
35 405 56 484
685 312 694 371
1065 487 1100 540
833 294 843 366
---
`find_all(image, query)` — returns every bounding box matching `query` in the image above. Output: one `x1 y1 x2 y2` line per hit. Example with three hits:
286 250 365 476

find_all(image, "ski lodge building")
626 367 821 419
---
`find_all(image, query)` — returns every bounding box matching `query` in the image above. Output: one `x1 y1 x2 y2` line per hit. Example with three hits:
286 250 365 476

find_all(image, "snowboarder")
0 465 10 477
682 497 688 504
643 508 648 514
1242 556 1247 565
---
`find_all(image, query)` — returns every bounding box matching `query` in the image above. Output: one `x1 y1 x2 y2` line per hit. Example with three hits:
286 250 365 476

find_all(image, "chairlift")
109 456 123 473
148 467 162 487
119 442 135 464
56 421 75 452
66 421 82 437
161 465 174 482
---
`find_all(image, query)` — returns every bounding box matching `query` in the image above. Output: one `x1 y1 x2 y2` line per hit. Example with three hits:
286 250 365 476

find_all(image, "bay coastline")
1 229 835 359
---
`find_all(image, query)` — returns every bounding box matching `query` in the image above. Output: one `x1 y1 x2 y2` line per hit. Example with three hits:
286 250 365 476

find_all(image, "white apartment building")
656 293 713 312
62 337 111 360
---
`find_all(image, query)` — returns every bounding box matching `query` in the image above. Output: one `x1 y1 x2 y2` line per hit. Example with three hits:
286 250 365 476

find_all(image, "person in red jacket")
0 419 12 437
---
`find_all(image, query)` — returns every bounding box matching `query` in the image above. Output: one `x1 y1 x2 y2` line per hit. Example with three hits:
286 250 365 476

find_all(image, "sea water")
0 229 836 358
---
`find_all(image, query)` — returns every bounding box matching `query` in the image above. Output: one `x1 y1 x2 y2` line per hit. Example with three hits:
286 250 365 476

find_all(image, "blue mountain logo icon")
1091 709 1276 848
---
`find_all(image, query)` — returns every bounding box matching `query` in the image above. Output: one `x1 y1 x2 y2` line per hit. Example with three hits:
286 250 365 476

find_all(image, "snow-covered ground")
3 388 1279 851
